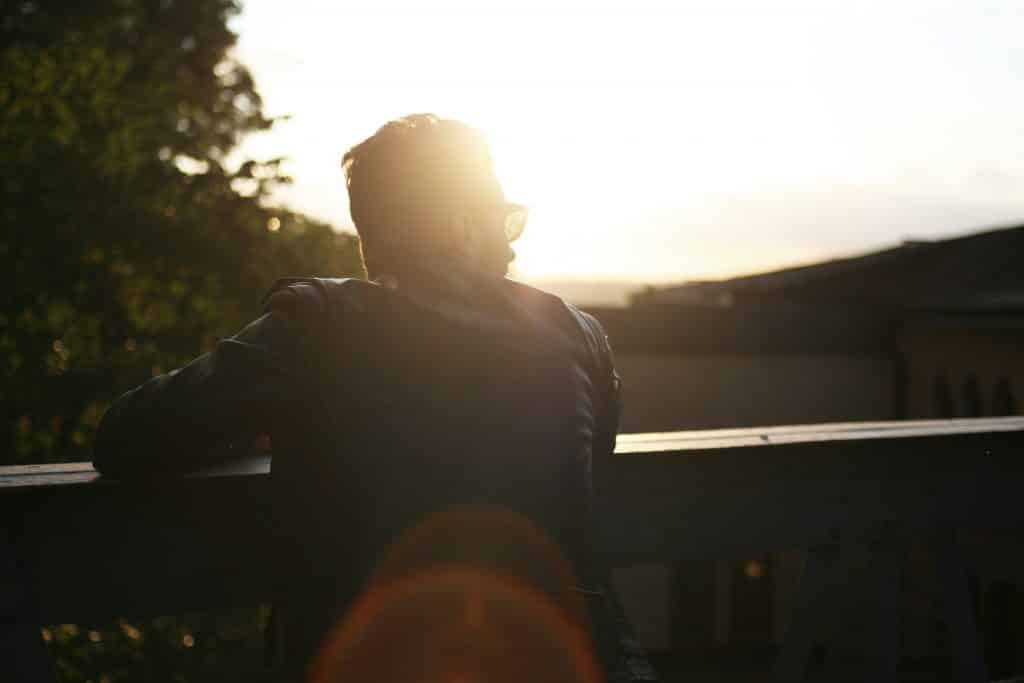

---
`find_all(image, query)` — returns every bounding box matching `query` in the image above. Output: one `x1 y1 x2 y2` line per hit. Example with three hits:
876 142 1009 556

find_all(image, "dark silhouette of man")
94 114 655 683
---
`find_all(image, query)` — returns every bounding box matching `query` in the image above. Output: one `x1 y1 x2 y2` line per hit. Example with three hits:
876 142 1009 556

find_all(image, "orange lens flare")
310 568 600 683
311 505 599 683
372 505 582 618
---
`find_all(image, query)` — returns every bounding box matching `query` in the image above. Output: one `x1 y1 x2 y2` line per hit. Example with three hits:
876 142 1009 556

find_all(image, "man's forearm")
93 310 298 477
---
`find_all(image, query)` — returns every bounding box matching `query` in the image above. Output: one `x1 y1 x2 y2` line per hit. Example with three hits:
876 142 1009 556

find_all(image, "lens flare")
311 505 600 683
310 568 600 683
372 505 584 620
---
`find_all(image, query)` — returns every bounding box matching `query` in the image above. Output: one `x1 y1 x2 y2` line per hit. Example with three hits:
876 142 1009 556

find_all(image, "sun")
484 114 701 282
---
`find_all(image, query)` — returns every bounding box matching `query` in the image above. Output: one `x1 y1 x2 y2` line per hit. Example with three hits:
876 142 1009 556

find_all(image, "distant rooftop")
632 224 1024 312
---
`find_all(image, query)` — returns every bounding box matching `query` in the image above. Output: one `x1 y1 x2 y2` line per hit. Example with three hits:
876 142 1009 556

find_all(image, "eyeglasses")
474 202 528 243
501 202 528 242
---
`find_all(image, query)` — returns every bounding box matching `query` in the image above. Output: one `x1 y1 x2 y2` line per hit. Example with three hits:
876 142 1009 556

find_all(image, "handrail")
4 416 1021 486
3 416 1024 681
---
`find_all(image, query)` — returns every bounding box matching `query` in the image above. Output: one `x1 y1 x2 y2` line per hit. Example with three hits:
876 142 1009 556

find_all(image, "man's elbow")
92 427 168 479
91 450 120 478
92 409 128 478
91 395 146 478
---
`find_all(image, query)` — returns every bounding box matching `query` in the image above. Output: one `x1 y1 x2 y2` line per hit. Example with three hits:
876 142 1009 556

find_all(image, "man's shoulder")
262 277 389 317
499 278 612 358
498 278 600 329
499 277 571 312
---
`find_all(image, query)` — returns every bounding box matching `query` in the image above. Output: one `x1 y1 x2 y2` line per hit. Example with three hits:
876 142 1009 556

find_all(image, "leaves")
43 609 279 683
0 0 364 465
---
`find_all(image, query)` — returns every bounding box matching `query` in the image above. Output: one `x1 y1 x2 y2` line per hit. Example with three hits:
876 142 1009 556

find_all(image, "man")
94 114 655 682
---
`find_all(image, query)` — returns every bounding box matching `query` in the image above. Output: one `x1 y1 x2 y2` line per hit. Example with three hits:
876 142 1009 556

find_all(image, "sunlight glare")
234 0 1024 282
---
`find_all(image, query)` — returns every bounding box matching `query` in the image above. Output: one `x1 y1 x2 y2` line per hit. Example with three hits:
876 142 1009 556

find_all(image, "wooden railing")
3 416 1024 682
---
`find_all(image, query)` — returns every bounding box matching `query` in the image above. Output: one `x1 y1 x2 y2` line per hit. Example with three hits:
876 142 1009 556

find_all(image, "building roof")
633 224 1024 312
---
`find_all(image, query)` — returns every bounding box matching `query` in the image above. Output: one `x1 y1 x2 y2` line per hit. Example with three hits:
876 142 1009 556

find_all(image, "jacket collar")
373 264 507 306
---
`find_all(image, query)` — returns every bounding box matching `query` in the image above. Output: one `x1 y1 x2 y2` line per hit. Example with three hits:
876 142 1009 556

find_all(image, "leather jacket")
94 268 656 682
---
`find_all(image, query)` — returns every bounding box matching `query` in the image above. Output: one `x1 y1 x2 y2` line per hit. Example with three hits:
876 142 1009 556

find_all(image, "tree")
0 0 364 465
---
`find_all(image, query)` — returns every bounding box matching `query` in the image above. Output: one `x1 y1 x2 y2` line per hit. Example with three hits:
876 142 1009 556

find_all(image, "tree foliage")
1 0 364 465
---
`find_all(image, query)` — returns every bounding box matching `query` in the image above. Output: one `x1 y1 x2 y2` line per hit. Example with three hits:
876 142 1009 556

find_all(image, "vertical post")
775 528 907 683
713 559 732 649
772 540 842 683
935 528 987 683
0 532 54 682
859 527 905 683
819 532 903 683
772 550 806 648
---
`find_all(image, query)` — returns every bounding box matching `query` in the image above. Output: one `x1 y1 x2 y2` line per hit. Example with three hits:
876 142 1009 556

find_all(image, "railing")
3 416 1024 682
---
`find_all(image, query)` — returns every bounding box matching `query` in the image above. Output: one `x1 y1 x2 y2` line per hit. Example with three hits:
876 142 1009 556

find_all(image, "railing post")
772 538 844 682
935 528 987 683
821 524 904 683
0 531 54 682
773 525 906 683
860 526 904 683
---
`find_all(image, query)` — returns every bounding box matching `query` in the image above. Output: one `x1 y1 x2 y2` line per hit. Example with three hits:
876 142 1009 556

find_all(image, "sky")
231 0 1024 284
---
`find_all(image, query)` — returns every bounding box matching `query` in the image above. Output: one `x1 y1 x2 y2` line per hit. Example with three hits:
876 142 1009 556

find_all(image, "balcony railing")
3 416 1023 682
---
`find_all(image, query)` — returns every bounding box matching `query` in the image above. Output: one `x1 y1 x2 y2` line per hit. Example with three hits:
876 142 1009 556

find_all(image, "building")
586 224 1024 672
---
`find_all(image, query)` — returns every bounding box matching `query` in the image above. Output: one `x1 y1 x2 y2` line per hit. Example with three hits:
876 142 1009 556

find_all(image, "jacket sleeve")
572 308 622 461
595 322 622 459
92 283 320 478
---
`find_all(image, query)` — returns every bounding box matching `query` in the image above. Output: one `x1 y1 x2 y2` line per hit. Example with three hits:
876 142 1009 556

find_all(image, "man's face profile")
452 196 523 278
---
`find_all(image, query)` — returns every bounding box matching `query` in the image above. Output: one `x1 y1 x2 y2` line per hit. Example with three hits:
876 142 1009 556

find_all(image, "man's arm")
92 285 316 478
571 308 621 465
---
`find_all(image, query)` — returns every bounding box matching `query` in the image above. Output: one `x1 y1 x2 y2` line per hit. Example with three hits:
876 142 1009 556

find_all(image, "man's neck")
374 262 504 292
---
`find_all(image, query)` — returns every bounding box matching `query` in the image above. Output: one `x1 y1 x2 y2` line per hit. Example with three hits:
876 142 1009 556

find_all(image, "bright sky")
232 0 1024 283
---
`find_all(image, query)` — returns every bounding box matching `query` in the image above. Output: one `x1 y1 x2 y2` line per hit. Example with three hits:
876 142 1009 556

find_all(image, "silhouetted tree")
1 0 363 465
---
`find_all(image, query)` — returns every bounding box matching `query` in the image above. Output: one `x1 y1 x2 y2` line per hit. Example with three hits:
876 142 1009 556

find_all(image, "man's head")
341 114 525 279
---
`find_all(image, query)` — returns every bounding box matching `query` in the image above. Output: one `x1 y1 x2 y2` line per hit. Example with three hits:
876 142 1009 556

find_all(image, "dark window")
992 377 1017 416
962 375 983 418
933 373 954 418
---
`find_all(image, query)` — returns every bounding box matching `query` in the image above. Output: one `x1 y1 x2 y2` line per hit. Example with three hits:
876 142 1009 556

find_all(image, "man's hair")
341 114 498 277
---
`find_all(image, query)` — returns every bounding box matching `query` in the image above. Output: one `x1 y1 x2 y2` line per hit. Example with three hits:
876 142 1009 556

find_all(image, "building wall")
615 353 897 434
902 325 1024 420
